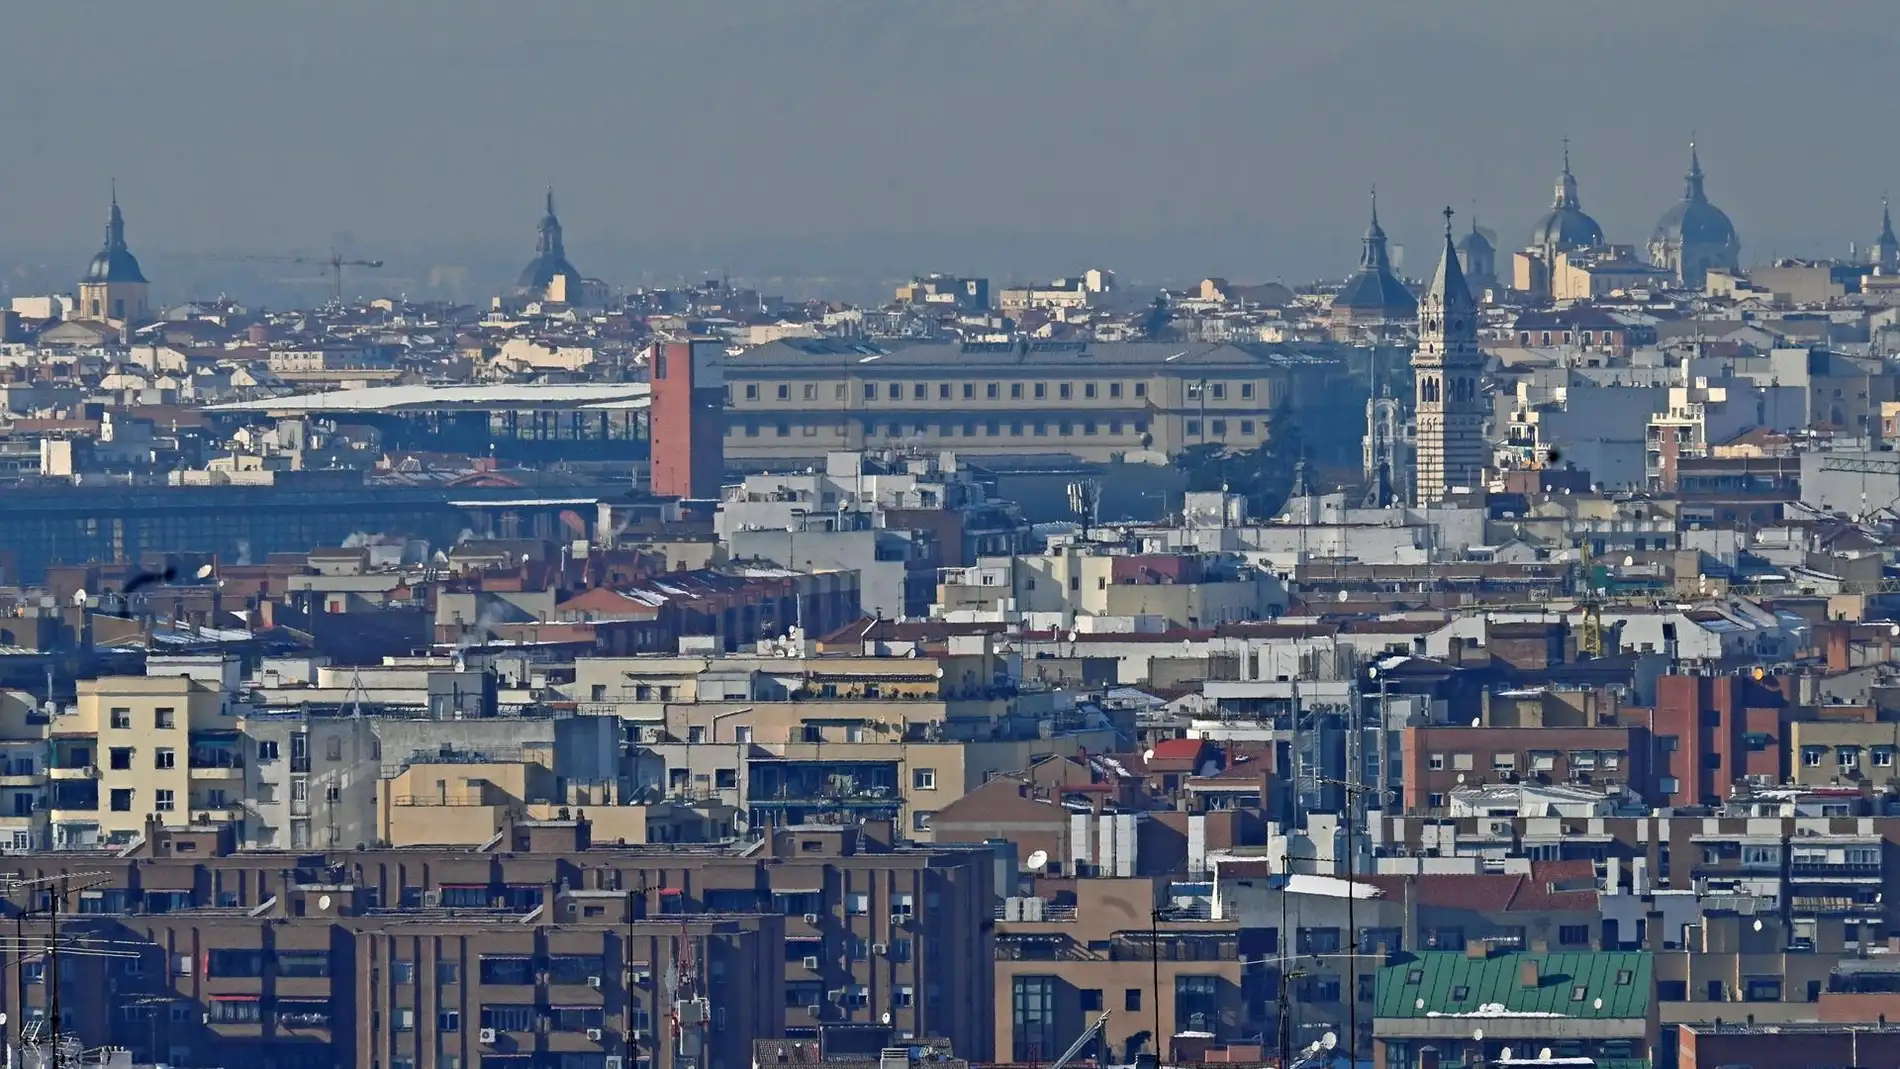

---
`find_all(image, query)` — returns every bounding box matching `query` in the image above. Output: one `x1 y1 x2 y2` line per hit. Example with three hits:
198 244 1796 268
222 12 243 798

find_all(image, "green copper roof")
1374 951 1651 1020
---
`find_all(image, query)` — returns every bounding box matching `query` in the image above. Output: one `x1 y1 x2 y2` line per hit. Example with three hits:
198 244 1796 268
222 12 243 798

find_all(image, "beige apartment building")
49 673 228 848
569 647 1120 840
719 338 1350 464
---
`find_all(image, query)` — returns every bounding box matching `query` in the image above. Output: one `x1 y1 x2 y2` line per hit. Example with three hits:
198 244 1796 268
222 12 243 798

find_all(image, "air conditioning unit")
422 891 440 908
587 976 602 988
871 943 888 955
479 1028 498 1044
803 956 821 970
586 1028 604 1041
890 912 909 927
803 912 821 924
606 1059 624 1069
631 968 652 985
806 1004 824 1018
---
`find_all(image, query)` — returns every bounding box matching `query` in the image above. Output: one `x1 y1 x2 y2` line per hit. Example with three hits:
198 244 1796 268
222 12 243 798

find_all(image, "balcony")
1789 861 1882 882
49 764 97 780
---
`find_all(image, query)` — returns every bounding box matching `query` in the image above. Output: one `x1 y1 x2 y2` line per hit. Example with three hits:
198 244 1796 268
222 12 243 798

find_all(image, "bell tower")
75 185 150 324
1412 207 1486 504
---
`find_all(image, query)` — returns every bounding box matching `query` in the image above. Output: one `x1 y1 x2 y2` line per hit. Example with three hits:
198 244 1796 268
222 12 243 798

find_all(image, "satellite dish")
1471 717 1481 727
1539 1049 1554 1061
1593 997 1603 1010
1414 998 1425 1010
1752 917 1763 931
1455 773 1466 784
1470 1029 1483 1043
1337 590 1350 602
1622 555 1634 567
1143 749 1156 762
882 1011 893 1024
317 894 332 911
1065 629 1078 643
196 564 215 579
72 588 88 606
1025 849 1049 871
1500 1048 1513 1062
1320 1032 1337 1051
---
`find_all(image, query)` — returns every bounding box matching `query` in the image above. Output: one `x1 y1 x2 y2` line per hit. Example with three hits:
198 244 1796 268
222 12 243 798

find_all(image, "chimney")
1518 959 1540 988
1465 938 1488 960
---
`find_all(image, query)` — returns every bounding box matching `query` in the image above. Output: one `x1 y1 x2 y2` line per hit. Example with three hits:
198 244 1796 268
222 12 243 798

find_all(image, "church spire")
1683 139 1707 203
1426 206 1474 311
1880 194 1895 246
535 186 565 259
1553 138 1582 209
1360 187 1392 272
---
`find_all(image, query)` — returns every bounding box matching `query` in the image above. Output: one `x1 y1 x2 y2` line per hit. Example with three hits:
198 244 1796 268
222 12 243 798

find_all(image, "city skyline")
3 2 1898 296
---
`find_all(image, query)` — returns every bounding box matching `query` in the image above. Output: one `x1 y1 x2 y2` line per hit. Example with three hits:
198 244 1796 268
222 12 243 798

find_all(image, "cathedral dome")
82 194 147 285
516 187 580 296
1652 145 1737 251
1332 192 1416 324
1529 147 1604 252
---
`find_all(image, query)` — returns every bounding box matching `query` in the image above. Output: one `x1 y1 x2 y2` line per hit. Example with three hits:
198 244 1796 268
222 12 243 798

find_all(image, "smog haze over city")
3 1 1897 299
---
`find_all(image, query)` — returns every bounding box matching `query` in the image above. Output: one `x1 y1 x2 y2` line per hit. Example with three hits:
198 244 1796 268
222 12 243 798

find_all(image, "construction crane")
292 248 385 303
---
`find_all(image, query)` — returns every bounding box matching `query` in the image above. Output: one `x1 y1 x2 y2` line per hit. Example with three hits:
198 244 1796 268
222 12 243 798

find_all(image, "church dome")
1332 192 1416 323
516 187 580 296
1529 147 1604 252
1652 145 1736 250
82 194 147 285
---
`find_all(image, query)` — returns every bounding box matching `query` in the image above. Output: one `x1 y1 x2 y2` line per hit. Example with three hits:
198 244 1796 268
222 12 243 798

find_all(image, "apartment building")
47 673 227 849
719 339 1351 464
0 817 994 1067
935 547 1289 629
1398 724 1654 813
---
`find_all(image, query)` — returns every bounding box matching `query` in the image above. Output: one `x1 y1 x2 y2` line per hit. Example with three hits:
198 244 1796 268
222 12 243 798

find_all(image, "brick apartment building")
0 816 995 1069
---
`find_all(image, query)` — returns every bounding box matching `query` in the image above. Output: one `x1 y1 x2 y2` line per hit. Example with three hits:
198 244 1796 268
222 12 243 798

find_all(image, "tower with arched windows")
1413 207 1486 504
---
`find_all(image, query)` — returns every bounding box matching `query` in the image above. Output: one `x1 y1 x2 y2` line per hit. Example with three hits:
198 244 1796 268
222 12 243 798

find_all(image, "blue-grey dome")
516 187 580 295
83 195 147 285
1530 150 1604 251
1333 191 1416 322
1652 145 1737 250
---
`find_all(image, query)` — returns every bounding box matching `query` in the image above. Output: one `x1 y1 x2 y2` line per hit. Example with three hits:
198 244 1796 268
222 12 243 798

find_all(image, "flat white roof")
207 383 652 413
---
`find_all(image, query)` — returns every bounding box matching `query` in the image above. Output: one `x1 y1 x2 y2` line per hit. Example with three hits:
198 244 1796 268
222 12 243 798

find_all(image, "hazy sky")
4 1 1898 298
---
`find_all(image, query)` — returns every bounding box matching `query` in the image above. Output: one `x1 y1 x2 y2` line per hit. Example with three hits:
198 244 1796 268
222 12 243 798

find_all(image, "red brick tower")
647 338 726 499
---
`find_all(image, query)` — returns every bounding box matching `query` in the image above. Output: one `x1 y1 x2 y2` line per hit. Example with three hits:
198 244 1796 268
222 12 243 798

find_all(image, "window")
1570 984 1588 1002
1033 383 1046 399
1295 975 1340 1002
1450 985 1469 1001
805 384 819 400
257 740 279 762
154 790 174 812
479 1005 536 1033
1011 977 1057 1061
961 382 974 399
155 708 175 729
110 708 131 729
110 789 132 812
1211 384 1226 399
480 956 534 985
392 960 415 984
154 748 175 770
1492 753 1516 770
1174 975 1219 1032
277 951 330 978
1559 925 1590 946
863 384 876 400
1210 419 1227 435
208 999 261 1024
1840 747 1861 769
1080 988 1103 1011
912 768 936 790
1185 420 1201 436
1134 383 1146 398
1877 749 1895 767
1084 383 1097 399
987 383 1000 399
437 1010 461 1033
1010 383 1023 399
912 811 933 832
1124 988 1141 1011
1429 753 1445 770
1241 383 1254 399
109 748 132 770
1803 747 1825 767
438 960 461 984
1058 383 1072 400
1239 420 1254 435
776 384 789 401
1615 969 1634 986
1297 927 1341 954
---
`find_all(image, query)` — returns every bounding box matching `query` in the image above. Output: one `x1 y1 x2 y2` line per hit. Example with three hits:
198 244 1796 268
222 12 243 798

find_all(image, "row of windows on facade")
1801 745 1899 769
1426 749 1625 773
50 884 933 917
734 417 1258 440
79 718 337 762
739 380 1264 404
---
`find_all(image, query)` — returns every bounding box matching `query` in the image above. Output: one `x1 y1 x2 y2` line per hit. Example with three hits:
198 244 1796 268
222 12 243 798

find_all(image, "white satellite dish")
72 588 88 606
1414 998 1425 1010
1622 555 1634 567
1593 997 1603 1010
1470 1029 1483 1043
1025 849 1049 872
1752 917 1763 931
1320 1032 1337 1051
1143 749 1156 762
1455 773 1466 784
1499 1048 1513 1062
1539 1049 1553 1061
1065 629 1078 643
196 564 215 579
1337 590 1350 602
882 1011 893 1024
1471 717 1481 727
318 894 333 911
